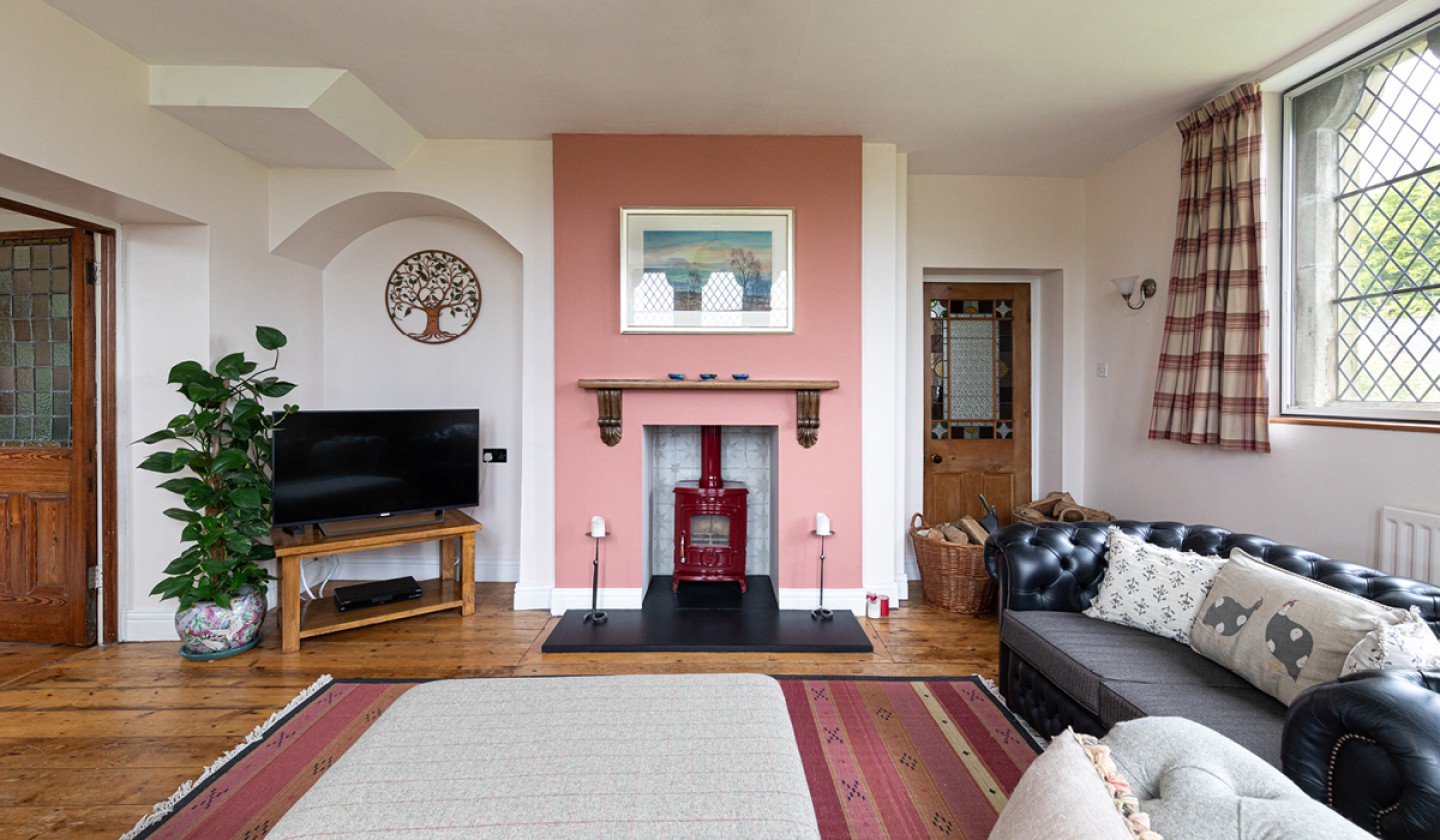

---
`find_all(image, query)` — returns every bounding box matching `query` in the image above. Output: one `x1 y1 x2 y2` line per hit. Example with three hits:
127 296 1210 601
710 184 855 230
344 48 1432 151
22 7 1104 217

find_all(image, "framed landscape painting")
620 207 795 333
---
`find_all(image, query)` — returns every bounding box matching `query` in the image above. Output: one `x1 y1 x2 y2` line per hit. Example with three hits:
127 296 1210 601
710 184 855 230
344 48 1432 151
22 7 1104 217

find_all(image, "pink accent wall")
553 134 863 591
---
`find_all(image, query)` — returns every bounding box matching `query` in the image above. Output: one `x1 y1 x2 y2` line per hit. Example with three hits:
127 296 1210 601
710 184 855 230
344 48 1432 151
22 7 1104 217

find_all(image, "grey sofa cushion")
1099 681 1286 767
1101 717 1371 840
1001 610 1250 714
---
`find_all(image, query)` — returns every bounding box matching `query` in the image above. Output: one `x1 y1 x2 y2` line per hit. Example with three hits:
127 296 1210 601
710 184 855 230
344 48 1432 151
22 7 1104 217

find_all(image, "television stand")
318 510 444 537
271 510 480 653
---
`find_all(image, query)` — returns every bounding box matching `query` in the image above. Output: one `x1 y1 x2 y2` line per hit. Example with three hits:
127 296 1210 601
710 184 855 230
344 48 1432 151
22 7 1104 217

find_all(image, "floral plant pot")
175 586 266 660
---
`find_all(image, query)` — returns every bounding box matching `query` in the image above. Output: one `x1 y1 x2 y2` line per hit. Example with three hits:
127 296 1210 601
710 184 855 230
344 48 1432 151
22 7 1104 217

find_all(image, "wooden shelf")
271 510 481 653
273 510 482 559
578 378 839 391
576 379 839 448
296 578 466 640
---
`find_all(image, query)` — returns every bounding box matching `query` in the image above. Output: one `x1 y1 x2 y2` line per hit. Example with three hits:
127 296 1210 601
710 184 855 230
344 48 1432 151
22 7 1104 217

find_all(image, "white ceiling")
45 0 1413 175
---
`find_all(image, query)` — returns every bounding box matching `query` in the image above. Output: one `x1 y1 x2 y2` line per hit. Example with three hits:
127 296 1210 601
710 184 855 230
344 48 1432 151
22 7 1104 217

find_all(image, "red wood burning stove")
673 425 748 592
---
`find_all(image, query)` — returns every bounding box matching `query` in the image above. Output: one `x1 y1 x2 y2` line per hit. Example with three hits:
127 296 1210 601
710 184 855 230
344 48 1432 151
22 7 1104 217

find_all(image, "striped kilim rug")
778 676 1040 838
125 675 1040 839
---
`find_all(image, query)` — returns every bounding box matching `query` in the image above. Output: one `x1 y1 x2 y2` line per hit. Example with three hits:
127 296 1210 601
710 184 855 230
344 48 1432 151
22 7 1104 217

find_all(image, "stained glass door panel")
923 282 1031 528
0 229 96 644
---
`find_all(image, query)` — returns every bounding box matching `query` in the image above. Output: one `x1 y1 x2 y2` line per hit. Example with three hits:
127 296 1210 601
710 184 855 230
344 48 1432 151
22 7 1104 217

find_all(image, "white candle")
816 512 831 536
590 515 606 537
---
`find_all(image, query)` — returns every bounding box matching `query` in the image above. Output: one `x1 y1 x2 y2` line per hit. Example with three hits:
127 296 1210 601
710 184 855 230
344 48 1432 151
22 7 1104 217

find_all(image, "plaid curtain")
1149 82 1270 452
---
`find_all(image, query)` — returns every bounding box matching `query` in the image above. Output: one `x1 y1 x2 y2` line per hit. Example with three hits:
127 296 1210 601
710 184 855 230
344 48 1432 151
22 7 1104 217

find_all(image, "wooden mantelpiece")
577 379 840 448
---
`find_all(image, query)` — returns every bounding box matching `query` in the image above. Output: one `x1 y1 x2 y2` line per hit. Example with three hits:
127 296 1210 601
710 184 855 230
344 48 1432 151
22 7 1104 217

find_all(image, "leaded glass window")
0 235 73 446
928 296 1015 440
1287 18 1440 421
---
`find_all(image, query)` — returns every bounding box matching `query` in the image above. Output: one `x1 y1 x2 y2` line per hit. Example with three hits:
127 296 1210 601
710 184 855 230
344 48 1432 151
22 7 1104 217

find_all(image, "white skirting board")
547 586 871 616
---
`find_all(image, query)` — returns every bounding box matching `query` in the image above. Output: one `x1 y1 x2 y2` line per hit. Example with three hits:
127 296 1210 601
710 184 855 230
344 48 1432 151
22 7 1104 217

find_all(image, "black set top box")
334 576 424 612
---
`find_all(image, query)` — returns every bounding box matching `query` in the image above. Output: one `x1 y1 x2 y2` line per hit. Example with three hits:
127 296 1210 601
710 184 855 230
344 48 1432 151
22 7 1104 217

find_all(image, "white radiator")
1380 506 1440 584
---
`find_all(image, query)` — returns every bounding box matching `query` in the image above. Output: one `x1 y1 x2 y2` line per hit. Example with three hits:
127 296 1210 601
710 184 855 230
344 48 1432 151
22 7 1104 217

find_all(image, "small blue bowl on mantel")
731 373 750 381
699 373 718 380
668 373 686 380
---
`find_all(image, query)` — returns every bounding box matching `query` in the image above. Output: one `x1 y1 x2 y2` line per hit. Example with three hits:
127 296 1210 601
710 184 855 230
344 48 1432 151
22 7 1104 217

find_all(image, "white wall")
267 141 555 610
1082 127 1440 563
862 144 909 599
320 215 523 580
0 0 326 641
905 175 1089 574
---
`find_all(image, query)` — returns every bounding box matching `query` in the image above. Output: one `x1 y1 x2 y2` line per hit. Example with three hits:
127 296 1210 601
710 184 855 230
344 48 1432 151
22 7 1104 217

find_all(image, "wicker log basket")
908 513 995 614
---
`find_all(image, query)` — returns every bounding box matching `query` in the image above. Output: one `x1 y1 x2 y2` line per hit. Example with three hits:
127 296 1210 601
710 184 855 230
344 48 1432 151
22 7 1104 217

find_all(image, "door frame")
919 275 1040 521
0 196 117 644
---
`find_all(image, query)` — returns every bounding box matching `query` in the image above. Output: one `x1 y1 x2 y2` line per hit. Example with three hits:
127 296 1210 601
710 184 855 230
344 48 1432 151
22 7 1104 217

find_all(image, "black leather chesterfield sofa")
985 520 1440 840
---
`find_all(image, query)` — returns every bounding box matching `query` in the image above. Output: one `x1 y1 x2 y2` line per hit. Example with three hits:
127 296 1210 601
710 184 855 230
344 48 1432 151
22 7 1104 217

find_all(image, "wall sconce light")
1112 275 1157 310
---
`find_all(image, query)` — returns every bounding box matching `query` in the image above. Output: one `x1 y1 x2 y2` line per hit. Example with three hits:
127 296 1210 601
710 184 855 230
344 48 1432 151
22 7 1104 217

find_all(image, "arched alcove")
277 193 525 582
273 190 520 270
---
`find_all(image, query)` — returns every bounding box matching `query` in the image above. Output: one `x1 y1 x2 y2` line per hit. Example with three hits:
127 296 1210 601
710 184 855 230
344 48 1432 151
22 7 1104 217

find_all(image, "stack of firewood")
924 515 990 546
1013 491 1114 524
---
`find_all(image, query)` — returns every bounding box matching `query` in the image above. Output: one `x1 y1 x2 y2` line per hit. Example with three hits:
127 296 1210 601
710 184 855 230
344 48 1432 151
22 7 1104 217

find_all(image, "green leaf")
183 485 217 510
256 379 297 398
210 448 250 473
163 507 201 524
171 449 200 470
215 351 248 379
163 556 196 575
139 429 177 445
167 360 206 385
255 325 287 350
158 476 204 495
231 399 263 425
183 381 224 403
230 486 262 509
138 452 182 474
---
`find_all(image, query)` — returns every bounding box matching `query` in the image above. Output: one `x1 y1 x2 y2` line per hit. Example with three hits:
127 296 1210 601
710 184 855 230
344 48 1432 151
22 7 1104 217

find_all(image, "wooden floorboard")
0 581 1000 839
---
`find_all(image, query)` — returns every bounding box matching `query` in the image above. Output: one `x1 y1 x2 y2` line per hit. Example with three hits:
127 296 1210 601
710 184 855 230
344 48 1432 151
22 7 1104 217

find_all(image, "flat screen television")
270 408 479 530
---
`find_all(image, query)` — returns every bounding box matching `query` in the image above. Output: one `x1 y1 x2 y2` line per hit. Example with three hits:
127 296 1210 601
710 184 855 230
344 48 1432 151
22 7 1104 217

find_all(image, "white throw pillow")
1342 607 1440 675
1084 528 1226 644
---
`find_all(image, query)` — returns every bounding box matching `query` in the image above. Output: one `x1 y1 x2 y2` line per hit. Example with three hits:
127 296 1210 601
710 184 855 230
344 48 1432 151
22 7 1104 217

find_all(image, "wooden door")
0 229 97 644
923 282 1031 529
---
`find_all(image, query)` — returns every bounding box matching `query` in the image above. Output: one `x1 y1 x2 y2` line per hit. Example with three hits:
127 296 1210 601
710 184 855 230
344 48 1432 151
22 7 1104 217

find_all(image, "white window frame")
1283 13 1440 425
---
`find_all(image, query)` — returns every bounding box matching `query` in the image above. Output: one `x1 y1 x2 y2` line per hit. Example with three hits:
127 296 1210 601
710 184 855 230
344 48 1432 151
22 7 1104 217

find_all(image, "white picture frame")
620 207 795 334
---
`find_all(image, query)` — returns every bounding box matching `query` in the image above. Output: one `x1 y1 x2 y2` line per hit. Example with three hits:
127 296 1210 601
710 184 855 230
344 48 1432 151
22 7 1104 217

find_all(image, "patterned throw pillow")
1189 549 1407 706
1083 528 1226 643
1342 607 1440 675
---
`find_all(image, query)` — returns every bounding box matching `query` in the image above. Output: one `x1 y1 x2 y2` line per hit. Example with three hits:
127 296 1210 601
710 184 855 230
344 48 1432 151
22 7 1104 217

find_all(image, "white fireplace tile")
647 424 776 581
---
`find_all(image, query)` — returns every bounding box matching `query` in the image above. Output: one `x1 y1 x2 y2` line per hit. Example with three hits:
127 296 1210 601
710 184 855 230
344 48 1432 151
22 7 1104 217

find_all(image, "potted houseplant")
139 325 298 660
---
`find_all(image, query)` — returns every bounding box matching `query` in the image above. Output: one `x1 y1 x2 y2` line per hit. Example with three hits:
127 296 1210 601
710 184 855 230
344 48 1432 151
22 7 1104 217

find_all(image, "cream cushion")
1189 549 1405 706
989 728 1148 840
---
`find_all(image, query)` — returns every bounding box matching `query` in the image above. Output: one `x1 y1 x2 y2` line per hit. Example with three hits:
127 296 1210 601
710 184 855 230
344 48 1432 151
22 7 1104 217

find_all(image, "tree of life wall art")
620 208 794 333
385 250 482 344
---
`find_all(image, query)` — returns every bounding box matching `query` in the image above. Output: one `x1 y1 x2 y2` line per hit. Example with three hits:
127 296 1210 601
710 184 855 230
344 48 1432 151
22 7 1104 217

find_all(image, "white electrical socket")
1096 362 1110 378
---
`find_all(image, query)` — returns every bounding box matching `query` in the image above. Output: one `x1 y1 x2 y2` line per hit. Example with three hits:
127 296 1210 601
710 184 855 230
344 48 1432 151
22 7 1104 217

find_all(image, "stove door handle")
678 531 686 563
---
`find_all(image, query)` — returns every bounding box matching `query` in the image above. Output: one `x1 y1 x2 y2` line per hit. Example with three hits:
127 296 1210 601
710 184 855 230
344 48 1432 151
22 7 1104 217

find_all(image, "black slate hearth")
540 575 873 653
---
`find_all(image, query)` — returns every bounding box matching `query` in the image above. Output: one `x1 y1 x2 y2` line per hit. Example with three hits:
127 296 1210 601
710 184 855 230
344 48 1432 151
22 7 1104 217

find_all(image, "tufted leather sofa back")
984 520 1440 635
